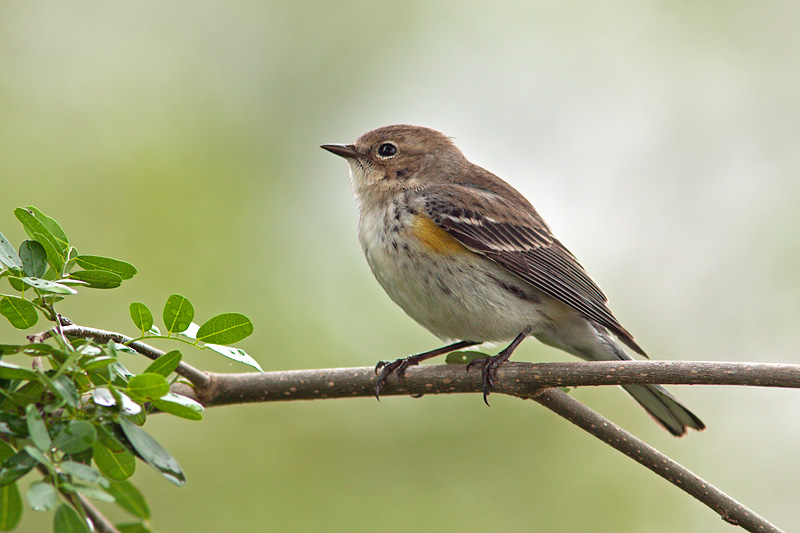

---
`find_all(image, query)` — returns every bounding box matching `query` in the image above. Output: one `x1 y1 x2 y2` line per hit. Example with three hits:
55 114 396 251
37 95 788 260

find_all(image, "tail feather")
621 383 705 437
584 327 705 437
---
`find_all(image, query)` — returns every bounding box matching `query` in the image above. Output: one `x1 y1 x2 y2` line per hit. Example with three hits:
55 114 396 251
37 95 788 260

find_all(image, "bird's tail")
620 383 705 437
591 331 705 437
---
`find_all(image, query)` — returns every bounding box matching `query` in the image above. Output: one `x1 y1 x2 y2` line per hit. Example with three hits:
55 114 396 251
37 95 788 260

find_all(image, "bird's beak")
320 143 361 159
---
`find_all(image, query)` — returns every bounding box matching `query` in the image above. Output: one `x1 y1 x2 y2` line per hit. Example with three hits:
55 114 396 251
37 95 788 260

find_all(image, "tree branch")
166 362 792 533
47 324 794 532
168 360 800 407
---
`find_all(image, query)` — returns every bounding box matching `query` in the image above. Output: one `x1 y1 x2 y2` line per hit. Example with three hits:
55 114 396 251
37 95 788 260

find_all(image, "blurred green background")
2 1 799 531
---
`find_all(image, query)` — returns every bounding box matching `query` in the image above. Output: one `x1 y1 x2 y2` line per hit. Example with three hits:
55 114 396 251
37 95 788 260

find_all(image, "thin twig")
36 462 121 533
55 325 210 388
74 493 121 533
527 388 783 533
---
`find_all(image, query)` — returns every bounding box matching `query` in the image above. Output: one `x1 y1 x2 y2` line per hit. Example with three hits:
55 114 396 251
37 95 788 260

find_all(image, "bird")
321 124 704 436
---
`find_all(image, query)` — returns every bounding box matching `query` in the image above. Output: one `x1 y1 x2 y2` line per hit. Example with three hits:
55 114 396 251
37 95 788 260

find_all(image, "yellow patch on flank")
407 214 469 255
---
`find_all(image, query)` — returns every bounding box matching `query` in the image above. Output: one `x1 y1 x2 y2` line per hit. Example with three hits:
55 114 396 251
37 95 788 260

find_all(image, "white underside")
357 204 612 361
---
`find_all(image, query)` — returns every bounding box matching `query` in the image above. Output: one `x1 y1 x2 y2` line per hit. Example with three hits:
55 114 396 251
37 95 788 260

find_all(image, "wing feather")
420 186 646 356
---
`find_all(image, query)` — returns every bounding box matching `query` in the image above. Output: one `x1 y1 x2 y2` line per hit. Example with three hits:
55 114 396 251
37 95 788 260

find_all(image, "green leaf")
128 303 153 332
106 480 149 519
23 207 68 251
445 351 490 365
64 246 79 273
143 350 181 378
0 413 28 438
26 480 56 511
52 421 97 455
76 349 101 365
0 442 15 464
60 461 108 488
113 343 139 356
75 342 101 357
93 443 135 482
19 240 47 278
95 424 125 452
50 375 80 408
20 277 77 295
0 344 23 356
0 230 22 270
162 294 193 334
91 387 116 407
63 483 114 503
79 356 116 372
6 277 25 292
14 207 68 275
0 450 37 486
55 278 88 287
7 381 45 409
126 374 169 401
117 392 143 416
206 344 263 372
25 404 50 452
68 270 122 289
0 482 22 530
29 230 65 274
21 343 58 356
196 313 254 344
23 446 50 468
0 361 38 381
0 297 38 329
74 255 137 280
150 393 203 421
53 503 90 533
119 419 185 486
123 412 146 428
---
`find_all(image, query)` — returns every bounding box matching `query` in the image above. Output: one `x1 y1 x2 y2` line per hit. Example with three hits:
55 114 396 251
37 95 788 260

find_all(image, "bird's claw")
466 353 511 406
374 357 417 399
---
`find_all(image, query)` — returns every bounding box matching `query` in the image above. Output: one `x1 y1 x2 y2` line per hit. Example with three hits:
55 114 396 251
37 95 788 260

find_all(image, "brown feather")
420 183 647 357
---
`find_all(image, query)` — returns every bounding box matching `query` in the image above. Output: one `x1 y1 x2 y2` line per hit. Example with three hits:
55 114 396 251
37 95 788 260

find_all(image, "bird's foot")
373 340 481 400
374 356 419 399
466 351 512 406
465 328 530 405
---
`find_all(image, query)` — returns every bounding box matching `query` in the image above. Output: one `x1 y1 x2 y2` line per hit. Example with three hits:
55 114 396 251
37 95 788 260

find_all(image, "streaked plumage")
418 183 646 356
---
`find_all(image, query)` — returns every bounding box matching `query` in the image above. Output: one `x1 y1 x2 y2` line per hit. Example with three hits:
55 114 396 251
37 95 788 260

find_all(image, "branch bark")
168 360 800 407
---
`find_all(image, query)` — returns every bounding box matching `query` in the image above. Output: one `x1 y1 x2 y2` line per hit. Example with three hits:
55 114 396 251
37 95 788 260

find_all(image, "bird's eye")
377 142 398 158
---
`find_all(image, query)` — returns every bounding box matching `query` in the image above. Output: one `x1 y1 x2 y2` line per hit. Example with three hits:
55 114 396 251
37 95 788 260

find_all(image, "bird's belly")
360 224 551 343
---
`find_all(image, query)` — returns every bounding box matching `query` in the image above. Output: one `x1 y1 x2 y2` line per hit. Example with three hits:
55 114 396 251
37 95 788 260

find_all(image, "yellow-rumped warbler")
321 124 704 436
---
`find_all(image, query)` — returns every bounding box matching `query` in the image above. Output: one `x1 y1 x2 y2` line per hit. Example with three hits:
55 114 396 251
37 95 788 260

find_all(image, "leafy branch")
0 207 258 533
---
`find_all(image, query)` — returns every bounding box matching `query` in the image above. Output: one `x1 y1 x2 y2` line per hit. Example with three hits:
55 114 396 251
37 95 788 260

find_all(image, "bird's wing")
419 185 646 356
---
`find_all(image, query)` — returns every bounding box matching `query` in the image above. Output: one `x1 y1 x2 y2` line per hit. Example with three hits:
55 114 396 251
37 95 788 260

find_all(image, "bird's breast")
355 201 549 342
